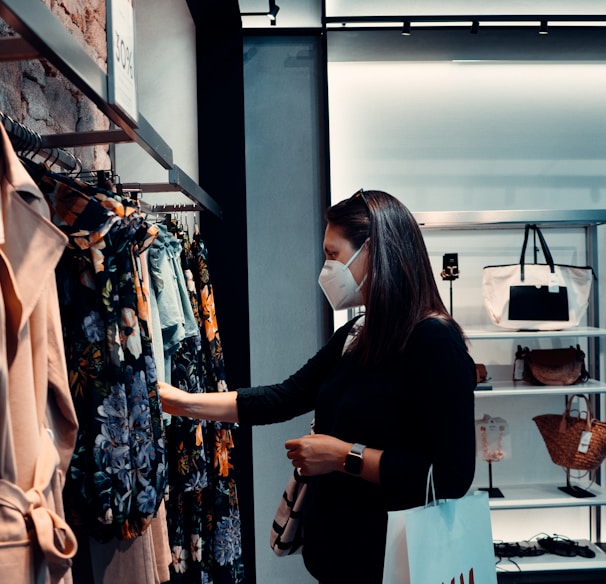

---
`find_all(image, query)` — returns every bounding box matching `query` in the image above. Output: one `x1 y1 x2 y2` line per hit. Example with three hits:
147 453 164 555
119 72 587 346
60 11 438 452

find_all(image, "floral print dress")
34 167 168 542
30 162 243 581
150 225 244 583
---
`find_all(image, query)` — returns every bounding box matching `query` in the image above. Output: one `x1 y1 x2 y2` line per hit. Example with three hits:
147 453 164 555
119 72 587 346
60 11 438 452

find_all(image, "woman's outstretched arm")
158 381 240 423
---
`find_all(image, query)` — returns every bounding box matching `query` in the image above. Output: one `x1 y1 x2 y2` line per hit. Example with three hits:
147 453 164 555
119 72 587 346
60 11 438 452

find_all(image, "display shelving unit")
0 0 222 218
418 210 606 582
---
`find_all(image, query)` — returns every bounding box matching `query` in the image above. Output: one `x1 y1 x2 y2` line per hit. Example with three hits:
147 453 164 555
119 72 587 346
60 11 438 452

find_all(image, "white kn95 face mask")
318 244 367 310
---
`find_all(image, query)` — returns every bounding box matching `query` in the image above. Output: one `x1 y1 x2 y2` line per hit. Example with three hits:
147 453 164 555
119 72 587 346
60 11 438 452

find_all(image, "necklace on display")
480 423 505 463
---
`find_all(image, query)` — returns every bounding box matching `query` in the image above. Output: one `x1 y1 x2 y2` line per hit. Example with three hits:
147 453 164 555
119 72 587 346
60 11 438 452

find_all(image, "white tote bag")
382 469 497 584
482 224 593 331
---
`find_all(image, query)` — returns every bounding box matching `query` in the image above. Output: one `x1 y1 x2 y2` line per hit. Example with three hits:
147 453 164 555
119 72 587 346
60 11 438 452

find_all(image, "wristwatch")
344 443 366 476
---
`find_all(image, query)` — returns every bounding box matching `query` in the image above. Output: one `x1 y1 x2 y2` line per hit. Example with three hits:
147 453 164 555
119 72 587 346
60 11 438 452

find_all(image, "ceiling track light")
401 21 411 36
268 0 280 22
324 15 606 31
240 1 280 24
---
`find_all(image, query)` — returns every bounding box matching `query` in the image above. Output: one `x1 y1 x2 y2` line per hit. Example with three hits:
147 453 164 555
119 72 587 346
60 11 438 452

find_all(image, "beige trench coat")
0 123 78 584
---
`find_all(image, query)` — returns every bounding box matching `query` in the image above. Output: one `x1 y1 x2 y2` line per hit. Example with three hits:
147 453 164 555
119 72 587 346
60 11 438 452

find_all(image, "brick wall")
0 0 111 170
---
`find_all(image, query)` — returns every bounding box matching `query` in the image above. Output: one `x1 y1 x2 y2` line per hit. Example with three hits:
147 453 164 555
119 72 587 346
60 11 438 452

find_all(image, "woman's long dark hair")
326 189 465 366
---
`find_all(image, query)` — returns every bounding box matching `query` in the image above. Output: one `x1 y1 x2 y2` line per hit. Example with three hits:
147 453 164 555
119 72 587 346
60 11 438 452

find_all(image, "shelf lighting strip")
325 14 606 29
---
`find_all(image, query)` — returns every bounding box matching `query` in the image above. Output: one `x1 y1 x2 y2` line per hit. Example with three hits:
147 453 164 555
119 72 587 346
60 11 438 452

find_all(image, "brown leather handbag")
515 345 589 386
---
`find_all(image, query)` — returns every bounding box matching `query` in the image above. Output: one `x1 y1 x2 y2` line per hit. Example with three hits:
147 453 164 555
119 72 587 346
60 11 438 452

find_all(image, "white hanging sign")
106 0 138 126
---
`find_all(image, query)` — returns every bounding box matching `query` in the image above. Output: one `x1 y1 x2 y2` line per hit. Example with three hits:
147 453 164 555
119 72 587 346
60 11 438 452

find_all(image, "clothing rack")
123 177 207 212
0 113 214 216
139 200 202 214
0 111 82 172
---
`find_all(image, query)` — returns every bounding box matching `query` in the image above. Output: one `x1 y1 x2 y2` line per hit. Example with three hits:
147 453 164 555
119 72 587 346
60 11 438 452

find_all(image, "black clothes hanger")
0 111 83 172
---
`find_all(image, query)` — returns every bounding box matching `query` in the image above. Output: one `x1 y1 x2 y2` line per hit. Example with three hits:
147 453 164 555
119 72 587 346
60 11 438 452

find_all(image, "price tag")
548 273 559 293
578 430 592 454
106 0 138 126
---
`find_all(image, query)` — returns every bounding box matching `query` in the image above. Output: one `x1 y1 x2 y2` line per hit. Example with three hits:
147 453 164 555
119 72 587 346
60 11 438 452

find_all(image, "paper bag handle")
424 465 437 507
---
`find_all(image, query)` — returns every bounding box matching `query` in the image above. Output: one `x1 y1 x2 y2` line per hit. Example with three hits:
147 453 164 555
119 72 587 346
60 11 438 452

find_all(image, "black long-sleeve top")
236 316 476 583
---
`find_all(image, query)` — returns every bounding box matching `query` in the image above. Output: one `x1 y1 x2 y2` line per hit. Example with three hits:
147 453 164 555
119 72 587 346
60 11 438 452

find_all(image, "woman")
159 189 476 583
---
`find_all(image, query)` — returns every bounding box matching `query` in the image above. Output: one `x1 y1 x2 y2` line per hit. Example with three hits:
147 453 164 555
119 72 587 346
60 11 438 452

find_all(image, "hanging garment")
137 240 172 584
148 224 199 374
72 501 170 584
149 228 244 583
0 123 79 583
33 169 168 543
191 236 243 583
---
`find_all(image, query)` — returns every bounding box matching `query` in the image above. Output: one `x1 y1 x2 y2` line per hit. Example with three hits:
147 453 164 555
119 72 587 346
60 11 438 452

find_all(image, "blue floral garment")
152 227 244 583
193 237 244 583
35 167 168 542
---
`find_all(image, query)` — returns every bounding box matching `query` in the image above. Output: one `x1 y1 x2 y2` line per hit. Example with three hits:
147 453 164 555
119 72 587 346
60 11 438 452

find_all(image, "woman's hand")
284 433 350 477
157 381 186 415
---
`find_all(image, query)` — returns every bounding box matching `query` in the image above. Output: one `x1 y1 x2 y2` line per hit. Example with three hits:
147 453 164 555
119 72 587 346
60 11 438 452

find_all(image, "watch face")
345 452 363 475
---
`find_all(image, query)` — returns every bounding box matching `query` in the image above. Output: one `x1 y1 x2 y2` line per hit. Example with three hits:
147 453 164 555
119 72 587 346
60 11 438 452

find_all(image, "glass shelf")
415 209 606 230
465 326 606 340
475 379 606 397
495 540 606 573
474 484 606 510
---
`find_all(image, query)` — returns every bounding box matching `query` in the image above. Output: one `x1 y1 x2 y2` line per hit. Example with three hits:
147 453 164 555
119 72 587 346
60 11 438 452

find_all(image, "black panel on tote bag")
509 285 569 321
482 223 593 330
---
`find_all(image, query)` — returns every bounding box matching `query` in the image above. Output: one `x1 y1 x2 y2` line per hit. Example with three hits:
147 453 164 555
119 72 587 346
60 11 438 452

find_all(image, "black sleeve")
235 318 358 426
379 321 477 508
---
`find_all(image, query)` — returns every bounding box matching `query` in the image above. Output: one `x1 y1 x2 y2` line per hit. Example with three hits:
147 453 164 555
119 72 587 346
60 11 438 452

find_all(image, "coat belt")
0 478 77 576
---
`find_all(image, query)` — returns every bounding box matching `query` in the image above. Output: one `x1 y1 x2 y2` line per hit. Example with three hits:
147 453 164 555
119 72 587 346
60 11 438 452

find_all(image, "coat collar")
0 123 68 334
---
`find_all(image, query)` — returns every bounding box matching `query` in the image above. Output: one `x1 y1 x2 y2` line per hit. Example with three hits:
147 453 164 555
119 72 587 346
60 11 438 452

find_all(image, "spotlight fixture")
401 21 411 36
240 1 280 24
539 20 549 34
268 0 280 22
470 20 479 34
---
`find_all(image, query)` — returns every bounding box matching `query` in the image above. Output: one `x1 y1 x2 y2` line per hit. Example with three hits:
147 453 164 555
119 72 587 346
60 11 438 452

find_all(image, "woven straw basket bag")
533 394 606 471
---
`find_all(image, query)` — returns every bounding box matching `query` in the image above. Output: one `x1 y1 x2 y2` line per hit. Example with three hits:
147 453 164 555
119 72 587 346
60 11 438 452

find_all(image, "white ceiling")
325 0 606 17
238 1 606 212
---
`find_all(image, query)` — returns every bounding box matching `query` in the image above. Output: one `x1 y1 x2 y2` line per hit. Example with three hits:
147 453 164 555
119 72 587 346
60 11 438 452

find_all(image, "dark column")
187 1 255 582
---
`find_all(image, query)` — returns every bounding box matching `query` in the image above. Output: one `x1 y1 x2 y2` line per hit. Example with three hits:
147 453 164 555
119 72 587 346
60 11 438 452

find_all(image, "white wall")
115 0 199 209
328 59 606 211
327 26 606 545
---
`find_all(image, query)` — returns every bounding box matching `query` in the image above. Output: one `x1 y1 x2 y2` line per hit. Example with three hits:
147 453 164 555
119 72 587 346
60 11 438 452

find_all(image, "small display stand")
440 253 459 316
476 414 510 498
480 461 504 498
559 469 595 498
